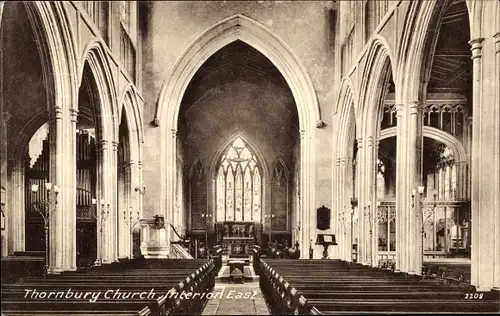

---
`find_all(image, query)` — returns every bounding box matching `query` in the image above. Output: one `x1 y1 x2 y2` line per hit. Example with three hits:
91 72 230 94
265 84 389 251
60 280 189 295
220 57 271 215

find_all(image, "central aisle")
201 264 269 315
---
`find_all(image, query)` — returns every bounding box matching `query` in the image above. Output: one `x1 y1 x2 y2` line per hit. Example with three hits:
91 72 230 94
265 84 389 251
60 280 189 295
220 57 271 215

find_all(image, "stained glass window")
215 137 262 222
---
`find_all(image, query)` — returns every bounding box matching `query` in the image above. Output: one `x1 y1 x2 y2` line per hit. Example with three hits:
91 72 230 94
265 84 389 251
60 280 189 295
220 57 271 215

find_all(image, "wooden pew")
257 258 500 314
1 258 216 315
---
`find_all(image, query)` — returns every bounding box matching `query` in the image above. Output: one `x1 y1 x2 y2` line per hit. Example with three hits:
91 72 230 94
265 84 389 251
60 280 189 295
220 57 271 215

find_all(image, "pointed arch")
272 157 290 183
335 78 358 160
210 133 267 223
119 85 143 165
189 157 205 180
209 132 268 181
80 39 118 143
332 77 358 262
380 126 467 164
358 36 394 138
155 14 320 131
22 2 78 113
157 14 318 256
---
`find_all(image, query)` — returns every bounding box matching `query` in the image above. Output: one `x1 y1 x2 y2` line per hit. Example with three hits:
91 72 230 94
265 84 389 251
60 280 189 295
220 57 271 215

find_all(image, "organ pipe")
76 130 96 211
26 130 96 216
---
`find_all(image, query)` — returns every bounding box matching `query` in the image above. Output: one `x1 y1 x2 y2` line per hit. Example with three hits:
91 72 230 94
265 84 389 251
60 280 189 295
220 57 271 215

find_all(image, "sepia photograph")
0 0 499 315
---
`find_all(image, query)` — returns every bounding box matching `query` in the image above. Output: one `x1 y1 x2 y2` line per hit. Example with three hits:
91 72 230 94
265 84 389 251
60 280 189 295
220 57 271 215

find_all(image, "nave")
2 251 499 315
1 0 500 314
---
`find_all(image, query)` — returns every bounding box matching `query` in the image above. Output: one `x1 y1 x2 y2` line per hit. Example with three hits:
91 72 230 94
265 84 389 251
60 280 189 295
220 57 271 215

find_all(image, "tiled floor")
202 284 269 315
202 265 269 315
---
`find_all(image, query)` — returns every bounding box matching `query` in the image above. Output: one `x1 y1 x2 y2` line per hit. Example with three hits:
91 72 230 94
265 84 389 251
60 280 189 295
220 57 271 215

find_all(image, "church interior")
0 1 499 315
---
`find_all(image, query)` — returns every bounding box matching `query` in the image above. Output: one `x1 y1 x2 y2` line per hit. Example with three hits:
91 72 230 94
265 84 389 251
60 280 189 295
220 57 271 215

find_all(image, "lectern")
315 234 337 259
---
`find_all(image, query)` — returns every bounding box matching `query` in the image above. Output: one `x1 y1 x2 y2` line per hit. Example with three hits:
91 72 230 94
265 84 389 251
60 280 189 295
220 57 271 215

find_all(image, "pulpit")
315 233 337 259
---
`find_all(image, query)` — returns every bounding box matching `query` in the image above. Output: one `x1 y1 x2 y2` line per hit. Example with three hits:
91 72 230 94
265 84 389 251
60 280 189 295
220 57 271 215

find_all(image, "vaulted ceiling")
428 0 471 94
179 40 294 119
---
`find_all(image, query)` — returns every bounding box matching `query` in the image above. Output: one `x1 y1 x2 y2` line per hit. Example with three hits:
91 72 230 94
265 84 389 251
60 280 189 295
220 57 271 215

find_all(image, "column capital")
336 158 341 166
112 141 119 151
366 136 374 147
395 104 404 118
97 140 109 152
69 109 79 123
356 138 363 148
171 129 178 138
494 33 500 54
409 101 421 115
54 106 64 120
469 38 484 59
300 130 306 139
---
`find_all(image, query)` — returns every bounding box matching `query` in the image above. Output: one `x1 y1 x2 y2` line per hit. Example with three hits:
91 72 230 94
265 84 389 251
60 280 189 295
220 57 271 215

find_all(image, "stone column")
355 138 366 264
338 157 347 260
364 136 376 267
110 141 119 262
493 32 500 291
138 160 143 219
394 103 406 272
8 161 24 253
124 161 132 258
48 106 75 273
406 101 423 275
127 160 137 258
469 37 484 289
98 140 112 264
470 34 500 290
299 130 307 258
117 159 130 259
65 108 78 271
167 129 179 252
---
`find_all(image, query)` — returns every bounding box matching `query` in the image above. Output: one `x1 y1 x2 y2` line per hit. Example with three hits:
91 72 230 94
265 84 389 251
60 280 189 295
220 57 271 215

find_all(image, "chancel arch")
156 14 318 257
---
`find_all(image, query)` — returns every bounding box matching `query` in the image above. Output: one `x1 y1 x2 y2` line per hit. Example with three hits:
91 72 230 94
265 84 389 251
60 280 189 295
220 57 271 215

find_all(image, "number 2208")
465 293 483 299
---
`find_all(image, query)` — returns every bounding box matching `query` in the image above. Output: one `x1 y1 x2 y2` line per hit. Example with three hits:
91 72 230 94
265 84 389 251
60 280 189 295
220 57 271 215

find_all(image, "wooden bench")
1 258 216 315
257 258 500 314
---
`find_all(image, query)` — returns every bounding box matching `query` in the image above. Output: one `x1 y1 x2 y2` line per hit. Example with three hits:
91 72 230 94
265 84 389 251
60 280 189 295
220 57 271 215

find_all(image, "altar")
215 222 262 259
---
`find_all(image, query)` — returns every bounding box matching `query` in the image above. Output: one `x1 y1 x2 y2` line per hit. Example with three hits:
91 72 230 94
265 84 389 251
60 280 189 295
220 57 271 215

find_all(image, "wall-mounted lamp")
417 186 425 195
29 181 59 274
412 186 426 208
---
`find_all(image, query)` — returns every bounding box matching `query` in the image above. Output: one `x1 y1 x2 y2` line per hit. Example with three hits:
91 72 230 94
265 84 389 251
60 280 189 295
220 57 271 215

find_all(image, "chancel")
0 1 499 315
